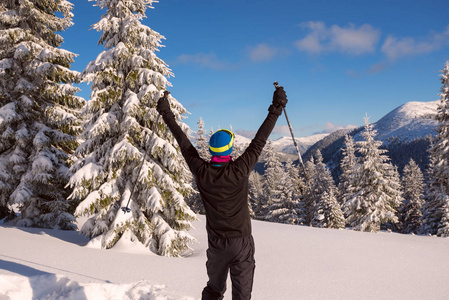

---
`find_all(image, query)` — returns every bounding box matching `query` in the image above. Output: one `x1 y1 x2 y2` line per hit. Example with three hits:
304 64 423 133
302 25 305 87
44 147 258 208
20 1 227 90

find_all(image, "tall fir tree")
261 141 284 220
338 134 357 206
437 198 449 237
263 151 301 224
195 117 209 161
0 1 84 228
302 157 317 225
184 117 207 214
398 159 424 234
285 160 306 224
67 0 195 256
343 116 402 232
310 151 345 229
271 167 302 225
420 138 440 235
421 62 449 236
248 170 263 218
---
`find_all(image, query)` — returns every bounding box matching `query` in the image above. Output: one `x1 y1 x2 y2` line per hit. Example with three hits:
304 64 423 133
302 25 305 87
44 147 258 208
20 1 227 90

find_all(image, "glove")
269 86 287 115
272 86 288 108
156 91 171 116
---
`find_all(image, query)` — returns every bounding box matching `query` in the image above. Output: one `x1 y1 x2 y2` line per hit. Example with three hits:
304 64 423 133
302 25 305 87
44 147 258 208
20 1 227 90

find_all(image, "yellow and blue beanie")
209 129 234 156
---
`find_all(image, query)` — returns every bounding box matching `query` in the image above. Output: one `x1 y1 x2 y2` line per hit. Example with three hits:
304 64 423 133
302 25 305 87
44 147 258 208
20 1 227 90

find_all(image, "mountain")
233 132 328 155
364 100 439 144
233 132 326 173
271 133 329 155
234 133 251 147
303 100 440 179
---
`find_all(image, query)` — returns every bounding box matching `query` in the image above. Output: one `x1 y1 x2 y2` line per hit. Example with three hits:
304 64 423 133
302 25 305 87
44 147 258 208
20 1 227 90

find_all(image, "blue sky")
63 0 449 139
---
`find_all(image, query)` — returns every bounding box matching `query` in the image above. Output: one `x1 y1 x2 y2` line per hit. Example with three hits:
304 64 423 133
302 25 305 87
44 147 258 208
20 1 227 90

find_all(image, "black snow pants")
202 235 256 300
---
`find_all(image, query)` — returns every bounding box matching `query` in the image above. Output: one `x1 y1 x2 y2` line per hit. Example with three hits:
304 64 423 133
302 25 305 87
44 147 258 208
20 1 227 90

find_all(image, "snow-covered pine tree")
261 141 299 224
437 197 449 237
196 117 209 161
398 159 424 234
285 160 306 224
248 170 263 218
310 151 345 229
261 141 284 220
270 159 302 225
68 0 195 256
338 134 357 205
0 1 84 228
302 157 317 225
184 117 207 214
420 138 440 235
343 116 402 232
421 62 449 237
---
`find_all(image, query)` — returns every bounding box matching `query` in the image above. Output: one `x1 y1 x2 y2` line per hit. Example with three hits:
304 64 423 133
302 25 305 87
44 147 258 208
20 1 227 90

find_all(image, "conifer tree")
68 0 195 256
310 151 345 229
260 141 300 224
261 141 284 220
285 160 306 224
184 117 207 214
420 139 440 235
338 134 357 205
421 62 449 236
437 198 449 237
398 159 424 234
0 1 84 228
248 170 263 218
272 167 301 225
302 157 317 225
344 116 401 232
196 117 209 161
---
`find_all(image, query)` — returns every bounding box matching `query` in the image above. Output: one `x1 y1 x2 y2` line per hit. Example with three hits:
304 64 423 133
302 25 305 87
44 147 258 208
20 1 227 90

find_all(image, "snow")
272 133 329 155
362 100 440 143
0 103 18 125
233 133 328 156
1 215 449 299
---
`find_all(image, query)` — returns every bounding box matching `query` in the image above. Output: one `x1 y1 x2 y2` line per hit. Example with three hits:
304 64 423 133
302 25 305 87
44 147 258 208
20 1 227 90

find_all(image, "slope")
1 215 449 299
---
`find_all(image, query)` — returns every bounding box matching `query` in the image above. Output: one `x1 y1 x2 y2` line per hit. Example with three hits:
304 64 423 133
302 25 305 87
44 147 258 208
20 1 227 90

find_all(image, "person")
157 86 288 300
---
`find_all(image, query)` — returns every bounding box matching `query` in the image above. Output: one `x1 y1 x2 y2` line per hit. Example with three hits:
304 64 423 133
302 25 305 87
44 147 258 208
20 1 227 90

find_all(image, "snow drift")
1 215 449 299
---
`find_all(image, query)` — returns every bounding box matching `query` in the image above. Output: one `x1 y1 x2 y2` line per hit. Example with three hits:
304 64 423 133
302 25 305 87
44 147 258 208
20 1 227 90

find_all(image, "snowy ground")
1 215 449 300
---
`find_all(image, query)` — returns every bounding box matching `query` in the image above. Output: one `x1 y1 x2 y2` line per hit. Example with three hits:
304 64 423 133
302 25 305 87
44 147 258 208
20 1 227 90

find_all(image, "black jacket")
162 109 280 238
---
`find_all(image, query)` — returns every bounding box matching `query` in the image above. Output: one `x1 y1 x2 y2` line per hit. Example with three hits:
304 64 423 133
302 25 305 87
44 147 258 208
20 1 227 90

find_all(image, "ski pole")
273 81 308 181
121 91 169 213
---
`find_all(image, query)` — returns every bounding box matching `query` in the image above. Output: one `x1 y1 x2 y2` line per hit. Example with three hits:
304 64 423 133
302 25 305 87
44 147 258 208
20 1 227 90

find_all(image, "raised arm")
156 92 202 173
234 86 288 174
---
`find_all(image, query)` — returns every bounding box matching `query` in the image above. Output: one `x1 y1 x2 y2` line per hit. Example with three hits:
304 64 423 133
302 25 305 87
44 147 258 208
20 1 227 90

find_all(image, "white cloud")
295 21 380 56
175 53 229 70
381 26 449 60
329 24 380 55
295 21 327 54
249 44 278 62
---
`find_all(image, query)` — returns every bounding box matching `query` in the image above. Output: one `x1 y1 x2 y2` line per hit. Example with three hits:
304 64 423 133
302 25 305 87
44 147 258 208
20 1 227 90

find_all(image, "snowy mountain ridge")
233 132 328 155
238 99 439 157
271 133 329 154
363 100 439 143
303 99 441 177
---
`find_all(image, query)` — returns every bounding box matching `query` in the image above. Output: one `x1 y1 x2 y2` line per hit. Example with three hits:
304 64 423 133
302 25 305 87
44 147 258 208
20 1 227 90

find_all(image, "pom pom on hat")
209 129 234 156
